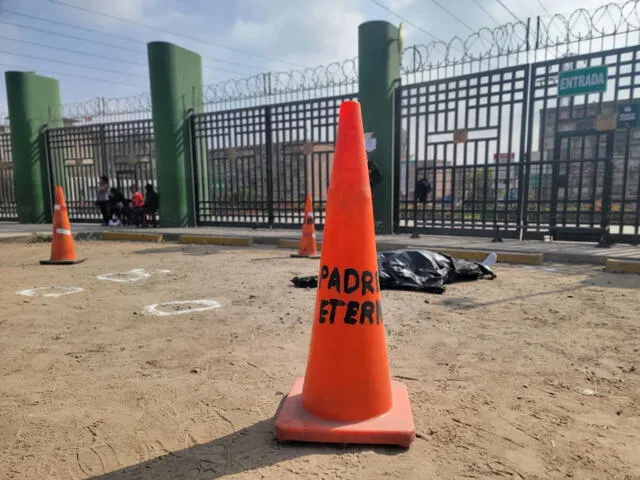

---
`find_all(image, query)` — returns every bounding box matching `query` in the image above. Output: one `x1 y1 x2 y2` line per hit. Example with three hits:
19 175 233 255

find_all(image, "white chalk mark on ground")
17 286 84 298
97 268 171 283
143 299 221 317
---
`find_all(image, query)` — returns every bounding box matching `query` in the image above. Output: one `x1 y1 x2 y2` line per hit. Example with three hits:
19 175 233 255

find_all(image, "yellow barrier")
438 249 543 266
178 235 253 246
102 231 163 242
605 258 640 274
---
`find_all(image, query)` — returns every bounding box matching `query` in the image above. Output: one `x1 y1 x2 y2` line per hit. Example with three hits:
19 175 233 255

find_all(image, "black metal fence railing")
395 65 529 238
525 45 640 244
28 42 640 244
191 94 354 228
0 131 17 221
396 44 640 244
45 119 157 222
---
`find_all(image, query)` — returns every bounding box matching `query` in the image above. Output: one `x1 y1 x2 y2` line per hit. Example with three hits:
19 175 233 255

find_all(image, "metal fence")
396 44 640 244
48 93 153 125
191 94 354 227
11 2 635 243
395 65 529 237
199 58 358 112
45 119 157 222
0 128 17 220
525 46 640 243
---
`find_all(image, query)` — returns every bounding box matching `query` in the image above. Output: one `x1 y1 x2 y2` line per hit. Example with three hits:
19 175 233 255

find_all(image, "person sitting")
143 184 159 227
129 184 145 227
107 187 126 226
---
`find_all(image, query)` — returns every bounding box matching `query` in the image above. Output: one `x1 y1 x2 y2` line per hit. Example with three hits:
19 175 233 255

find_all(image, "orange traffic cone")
274 101 415 447
291 195 320 258
40 186 85 265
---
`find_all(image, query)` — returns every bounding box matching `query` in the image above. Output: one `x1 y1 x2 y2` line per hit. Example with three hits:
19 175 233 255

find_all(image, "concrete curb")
421 248 543 266
605 258 640 274
102 231 163 242
275 242 542 266
390 243 610 266
0 234 38 243
436 249 488 263
493 252 544 266
277 239 300 249
277 239 323 250
1 229 635 267
75 232 103 241
178 234 253 246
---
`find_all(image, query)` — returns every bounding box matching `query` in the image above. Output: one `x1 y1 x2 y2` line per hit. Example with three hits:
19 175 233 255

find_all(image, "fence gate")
46 120 157 222
549 130 614 243
191 106 270 226
192 95 353 228
525 46 640 244
0 129 18 220
395 66 529 238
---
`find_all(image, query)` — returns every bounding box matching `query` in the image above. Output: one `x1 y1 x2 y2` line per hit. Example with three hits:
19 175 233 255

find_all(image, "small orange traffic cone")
40 186 85 265
291 195 320 258
274 101 415 448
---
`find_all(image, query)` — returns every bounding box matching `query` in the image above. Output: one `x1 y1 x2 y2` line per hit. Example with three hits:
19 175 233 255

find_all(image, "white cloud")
51 0 189 31
227 0 364 70
61 0 157 24
1 0 635 108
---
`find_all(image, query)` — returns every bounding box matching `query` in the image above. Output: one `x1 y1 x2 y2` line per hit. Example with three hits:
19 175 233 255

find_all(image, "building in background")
534 102 640 208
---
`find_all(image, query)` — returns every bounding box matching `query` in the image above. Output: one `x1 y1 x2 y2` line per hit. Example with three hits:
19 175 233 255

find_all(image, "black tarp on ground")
291 249 496 294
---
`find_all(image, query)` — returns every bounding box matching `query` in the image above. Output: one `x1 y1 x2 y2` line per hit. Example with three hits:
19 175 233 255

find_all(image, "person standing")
143 184 159 227
368 159 383 191
95 175 110 225
129 184 145 226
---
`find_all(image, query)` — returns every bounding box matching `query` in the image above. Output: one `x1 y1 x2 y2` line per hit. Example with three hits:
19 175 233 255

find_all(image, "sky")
0 0 631 115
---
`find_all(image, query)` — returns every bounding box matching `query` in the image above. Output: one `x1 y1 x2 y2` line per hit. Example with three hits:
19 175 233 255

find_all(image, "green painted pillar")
358 21 402 234
147 41 203 227
5 71 62 223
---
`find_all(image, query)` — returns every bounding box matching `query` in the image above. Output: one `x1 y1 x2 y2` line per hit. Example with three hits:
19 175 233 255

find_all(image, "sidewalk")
1 222 638 265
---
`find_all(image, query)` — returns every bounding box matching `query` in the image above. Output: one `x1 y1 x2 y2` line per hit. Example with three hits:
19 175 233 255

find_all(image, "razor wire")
51 1 640 118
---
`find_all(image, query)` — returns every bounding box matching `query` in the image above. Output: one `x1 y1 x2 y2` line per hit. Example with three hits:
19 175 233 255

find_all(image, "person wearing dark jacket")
143 184 159 227
368 160 383 190
415 178 432 203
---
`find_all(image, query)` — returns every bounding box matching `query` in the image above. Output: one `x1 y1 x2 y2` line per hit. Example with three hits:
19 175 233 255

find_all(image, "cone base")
274 377 415 448
40 258 86 265
290 254 321 259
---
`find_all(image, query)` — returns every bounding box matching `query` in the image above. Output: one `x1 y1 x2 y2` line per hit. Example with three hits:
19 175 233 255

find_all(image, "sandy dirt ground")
0 240 639 480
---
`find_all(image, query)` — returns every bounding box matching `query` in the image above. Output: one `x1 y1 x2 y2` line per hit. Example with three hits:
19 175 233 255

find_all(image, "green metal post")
358 21 402 234
147 41 203 227
5 71 62 223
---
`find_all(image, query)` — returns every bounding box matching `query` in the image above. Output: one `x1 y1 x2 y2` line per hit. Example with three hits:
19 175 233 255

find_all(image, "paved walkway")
1 222 638 264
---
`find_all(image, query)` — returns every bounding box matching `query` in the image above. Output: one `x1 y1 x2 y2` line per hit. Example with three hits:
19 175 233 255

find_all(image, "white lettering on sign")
560 72 606 90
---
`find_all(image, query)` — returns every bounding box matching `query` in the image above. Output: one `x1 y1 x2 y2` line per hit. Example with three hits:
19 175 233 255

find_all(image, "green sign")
558 66 608 97
617 102 640 129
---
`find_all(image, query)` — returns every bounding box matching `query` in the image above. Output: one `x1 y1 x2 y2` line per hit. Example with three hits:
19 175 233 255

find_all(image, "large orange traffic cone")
291 195 320 258
40 186 85 265
274 101 415 447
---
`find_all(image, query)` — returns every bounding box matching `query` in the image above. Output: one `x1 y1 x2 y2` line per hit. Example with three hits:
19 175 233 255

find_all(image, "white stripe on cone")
54 205 61 210
56 228 71 236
